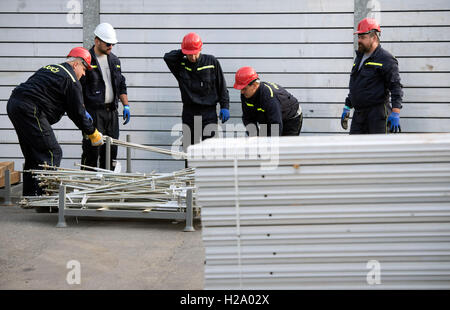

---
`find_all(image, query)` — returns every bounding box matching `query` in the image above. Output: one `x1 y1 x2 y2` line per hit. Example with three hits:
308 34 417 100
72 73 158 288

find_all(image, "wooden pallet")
0 161 21 188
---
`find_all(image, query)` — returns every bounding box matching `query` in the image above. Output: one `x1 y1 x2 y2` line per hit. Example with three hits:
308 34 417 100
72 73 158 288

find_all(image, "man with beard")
80 23 129 170
341 18 403 134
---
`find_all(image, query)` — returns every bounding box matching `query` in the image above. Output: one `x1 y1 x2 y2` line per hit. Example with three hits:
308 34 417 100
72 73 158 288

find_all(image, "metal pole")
183 189 195 232
105 136 112 171
83 0 100 48
126 134 131 173
56 185 67 228
4 169 12 205
110 137 186 158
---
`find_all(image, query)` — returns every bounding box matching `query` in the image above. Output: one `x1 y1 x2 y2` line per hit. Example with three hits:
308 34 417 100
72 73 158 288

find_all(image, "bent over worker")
341 18 403 134
164 32 230 151
7 47 104 198
234 66 302 136
80 23 129 170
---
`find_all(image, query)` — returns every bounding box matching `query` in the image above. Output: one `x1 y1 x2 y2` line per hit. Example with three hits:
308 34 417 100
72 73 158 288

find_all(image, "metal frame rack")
56 186 196 232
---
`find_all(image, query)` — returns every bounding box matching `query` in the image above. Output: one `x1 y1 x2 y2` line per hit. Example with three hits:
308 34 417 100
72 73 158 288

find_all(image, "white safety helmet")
94 22 118 44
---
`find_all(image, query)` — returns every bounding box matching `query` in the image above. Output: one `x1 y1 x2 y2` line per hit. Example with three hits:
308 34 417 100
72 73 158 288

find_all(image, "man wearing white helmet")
80 22 130 171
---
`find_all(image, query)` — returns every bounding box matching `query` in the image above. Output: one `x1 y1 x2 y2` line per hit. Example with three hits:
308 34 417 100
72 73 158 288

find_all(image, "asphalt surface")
0 195 204 290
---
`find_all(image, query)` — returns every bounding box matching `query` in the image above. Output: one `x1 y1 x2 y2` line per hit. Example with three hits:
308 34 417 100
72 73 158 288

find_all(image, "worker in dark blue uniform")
6 47 104 199
341 18 403 134
80 23 129 171
164 32 230 151
234 66 302 136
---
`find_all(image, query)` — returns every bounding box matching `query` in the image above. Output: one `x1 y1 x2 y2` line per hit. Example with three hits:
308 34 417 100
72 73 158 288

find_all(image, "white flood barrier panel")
188 133 450 289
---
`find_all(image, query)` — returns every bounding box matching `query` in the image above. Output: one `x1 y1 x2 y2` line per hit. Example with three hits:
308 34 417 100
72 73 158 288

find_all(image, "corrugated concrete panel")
189 133 450 289
4 71 438 89
100 0 354 13
97 0 355 173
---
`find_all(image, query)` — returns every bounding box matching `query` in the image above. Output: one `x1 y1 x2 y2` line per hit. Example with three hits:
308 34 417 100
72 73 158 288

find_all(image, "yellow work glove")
88 129 104 146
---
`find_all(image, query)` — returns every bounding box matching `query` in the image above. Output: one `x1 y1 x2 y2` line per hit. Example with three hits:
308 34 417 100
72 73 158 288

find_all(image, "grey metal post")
56 185 67 228
4 169 12 205
126 134 132 173
105 136 112 171
184 189 195 232
83 0 100 48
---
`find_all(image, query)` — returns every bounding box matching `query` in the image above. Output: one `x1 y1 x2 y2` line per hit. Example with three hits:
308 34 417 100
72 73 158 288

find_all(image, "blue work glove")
219 108 230 123
85 110 93 123
123 105 130 125
387 111 401 133
341 106 351 130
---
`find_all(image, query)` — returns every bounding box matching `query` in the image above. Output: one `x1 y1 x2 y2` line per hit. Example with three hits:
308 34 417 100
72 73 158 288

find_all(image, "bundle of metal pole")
20 165 196 214
19 134 195 229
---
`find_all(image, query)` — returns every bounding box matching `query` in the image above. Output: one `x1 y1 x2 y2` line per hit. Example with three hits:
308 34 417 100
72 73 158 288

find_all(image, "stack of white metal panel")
188 133 450 289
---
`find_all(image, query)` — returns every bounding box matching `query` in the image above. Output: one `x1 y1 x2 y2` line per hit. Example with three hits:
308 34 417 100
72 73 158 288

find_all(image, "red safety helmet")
67 47 93 70
234 66 259 90
354 18 381 35
181 32 203 55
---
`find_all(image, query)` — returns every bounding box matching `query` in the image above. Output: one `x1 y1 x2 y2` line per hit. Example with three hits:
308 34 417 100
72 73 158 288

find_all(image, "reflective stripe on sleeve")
366 62 383 67
197 65 215 71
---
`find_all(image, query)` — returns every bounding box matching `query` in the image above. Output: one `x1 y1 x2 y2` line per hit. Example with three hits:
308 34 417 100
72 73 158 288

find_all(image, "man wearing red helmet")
6 47 104 203
164 32 230 150
341 18 403 134
234 66 302 136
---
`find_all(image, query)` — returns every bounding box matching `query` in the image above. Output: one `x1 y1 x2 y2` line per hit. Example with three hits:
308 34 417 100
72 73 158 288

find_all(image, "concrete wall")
0 0 449 173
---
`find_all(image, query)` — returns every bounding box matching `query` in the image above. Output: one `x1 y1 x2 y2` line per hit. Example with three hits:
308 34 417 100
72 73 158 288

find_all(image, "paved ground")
0 192 204 290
